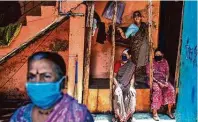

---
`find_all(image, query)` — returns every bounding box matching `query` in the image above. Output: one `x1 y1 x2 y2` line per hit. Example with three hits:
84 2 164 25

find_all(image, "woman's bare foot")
166 111 175 119
153 114 160 121
112 117 118 122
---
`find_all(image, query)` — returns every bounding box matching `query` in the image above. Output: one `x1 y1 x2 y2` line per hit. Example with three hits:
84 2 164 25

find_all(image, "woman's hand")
158 82 165 88
116 27 127 39
114 77 119 87
116 27 123 33
164 82 168 87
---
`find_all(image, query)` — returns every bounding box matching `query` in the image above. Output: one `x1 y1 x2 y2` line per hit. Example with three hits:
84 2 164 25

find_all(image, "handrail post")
109 1 117 111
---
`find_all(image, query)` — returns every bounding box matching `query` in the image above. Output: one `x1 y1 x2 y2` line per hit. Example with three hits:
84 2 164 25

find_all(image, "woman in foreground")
10 51 94 122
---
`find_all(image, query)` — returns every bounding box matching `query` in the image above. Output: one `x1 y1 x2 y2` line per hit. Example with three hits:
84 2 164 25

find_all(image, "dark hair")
133 11 142 18
154 48 164 54
28 51 66 79
123 48 132 55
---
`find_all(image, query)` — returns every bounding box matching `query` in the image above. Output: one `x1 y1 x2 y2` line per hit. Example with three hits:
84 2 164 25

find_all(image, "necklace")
38 109 53 115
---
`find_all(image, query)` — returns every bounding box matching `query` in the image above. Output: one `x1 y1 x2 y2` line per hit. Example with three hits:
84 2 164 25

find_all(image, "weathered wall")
87 1 160 112
66 3 86 103
91 1 160 79
176 1 197 122
0 20 70 99
0 2 86 104
0 2 58 58
0 1 161 113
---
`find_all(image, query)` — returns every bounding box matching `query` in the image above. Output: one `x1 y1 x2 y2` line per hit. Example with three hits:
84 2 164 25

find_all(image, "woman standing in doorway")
117 11 149 86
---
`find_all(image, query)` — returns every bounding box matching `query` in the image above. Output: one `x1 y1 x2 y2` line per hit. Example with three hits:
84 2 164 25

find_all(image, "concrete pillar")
67 3 86 103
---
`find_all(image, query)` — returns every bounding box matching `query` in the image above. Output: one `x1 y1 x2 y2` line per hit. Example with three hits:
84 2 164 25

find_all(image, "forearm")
117 27 127 39
153 77 161 84
120 31 127 39
166 72 169 82
114 78 119 86
130 75 135 87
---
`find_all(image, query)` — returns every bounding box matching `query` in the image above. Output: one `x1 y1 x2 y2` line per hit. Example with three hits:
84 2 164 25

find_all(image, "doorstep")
93 113 176 122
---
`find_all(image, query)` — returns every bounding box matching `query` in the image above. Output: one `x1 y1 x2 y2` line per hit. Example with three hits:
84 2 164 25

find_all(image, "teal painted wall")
176 1 197 122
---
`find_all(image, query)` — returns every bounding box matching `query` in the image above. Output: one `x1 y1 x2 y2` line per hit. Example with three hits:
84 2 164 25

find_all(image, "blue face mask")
122 55 128 61
26 76 65 110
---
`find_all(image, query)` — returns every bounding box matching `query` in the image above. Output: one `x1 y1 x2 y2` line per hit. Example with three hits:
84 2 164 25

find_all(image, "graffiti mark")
191 86 195 104
185 38 197 67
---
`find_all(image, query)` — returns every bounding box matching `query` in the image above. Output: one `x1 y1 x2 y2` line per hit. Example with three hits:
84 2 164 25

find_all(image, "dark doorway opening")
158 1 183 86
0 2 21 27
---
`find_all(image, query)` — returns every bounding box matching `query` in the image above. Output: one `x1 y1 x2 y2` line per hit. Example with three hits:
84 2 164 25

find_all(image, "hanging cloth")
0 22 22 47
102 1 125 24
96 22 106 44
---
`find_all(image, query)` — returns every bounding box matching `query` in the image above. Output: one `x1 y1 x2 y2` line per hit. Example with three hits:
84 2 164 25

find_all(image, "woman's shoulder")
162 58 168 63
128 23 139 29
141 22 148 26
64 94 89 111
128 60 136 66
64 94 93 121
115 60 121 64
10 103 33 121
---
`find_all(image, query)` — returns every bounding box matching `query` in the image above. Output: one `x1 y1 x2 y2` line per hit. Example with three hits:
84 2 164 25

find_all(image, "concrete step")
41 6 58 17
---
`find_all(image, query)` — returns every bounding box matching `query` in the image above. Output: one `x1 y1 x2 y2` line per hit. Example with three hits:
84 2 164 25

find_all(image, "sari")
125 22 149 85
113 61 136 121
10 94 94 122
146 59 176 110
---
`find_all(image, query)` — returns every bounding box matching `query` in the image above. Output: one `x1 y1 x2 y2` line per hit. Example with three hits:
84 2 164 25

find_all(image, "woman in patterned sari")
113 48 136 122
10 52 93 122
146 49 175 121
117 11 149 87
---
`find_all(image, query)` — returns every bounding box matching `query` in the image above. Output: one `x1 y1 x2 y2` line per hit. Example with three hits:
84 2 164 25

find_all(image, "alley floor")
0 113 176 122
0 100 175 122
93 113 176 122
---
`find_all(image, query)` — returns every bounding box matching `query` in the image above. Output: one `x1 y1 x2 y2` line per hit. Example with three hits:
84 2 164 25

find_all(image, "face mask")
155 56 162 61
122 55 128 61
26 76 65 110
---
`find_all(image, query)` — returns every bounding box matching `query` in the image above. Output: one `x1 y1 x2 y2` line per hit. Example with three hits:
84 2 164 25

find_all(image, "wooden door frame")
174 3 184 89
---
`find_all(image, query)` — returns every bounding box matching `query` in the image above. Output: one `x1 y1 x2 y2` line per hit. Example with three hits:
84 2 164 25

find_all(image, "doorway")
158 1 183 87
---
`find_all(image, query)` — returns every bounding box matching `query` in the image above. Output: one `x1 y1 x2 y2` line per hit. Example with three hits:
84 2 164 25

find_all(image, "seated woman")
146 49 175 121
113 48 136 122
10 52 94 122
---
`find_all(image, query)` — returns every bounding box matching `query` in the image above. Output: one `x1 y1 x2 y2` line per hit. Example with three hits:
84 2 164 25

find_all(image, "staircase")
0 2 70 121
0 99 30 121
0 1 58 58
